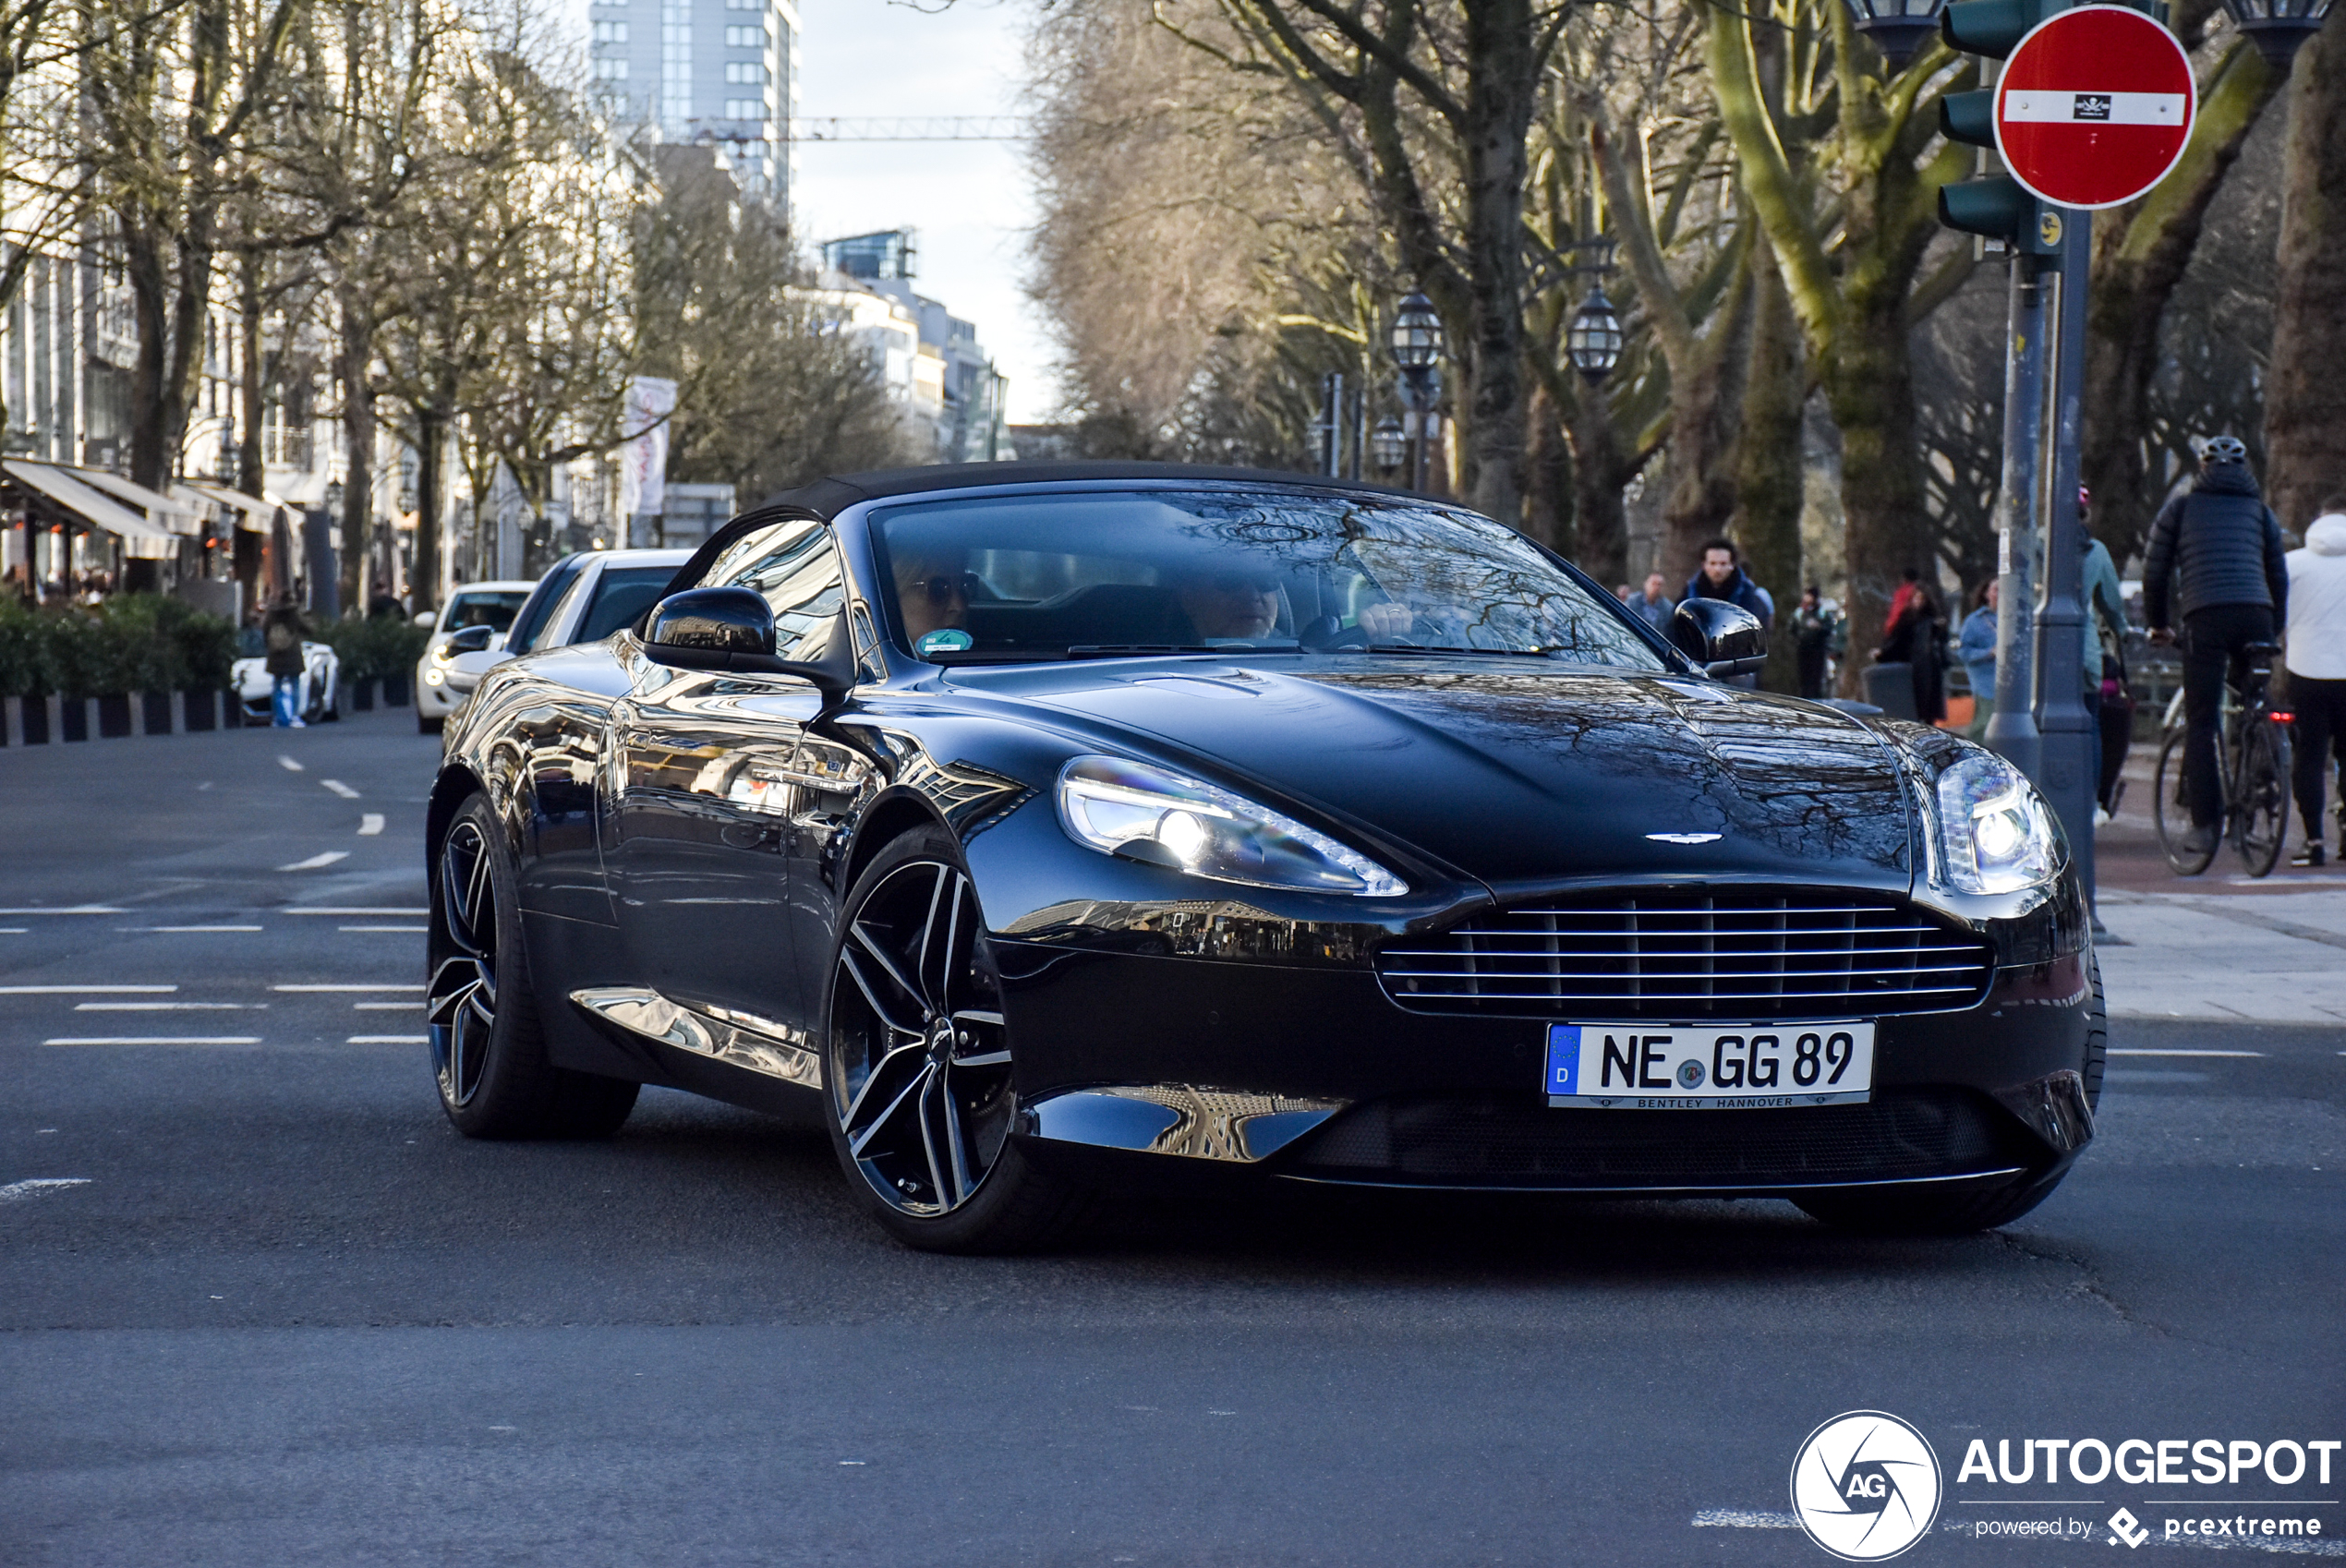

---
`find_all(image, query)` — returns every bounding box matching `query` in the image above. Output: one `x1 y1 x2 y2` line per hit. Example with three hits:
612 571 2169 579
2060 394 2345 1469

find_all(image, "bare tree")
2265 5 2346 527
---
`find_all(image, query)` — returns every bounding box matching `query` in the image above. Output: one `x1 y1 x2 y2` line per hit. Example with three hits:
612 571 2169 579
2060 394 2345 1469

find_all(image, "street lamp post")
1389 292 1443 494
2214 0 2334 66
1837 0 1952 68
1372 416 1407 476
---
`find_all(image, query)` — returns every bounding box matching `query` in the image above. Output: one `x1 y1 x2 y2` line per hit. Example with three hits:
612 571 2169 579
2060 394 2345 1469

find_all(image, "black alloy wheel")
427 794 639 1139
430 814 501 1111
823 828 1092 1252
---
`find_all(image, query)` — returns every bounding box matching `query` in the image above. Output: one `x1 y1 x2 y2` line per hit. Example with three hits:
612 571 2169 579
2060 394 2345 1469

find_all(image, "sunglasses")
912 572 983 606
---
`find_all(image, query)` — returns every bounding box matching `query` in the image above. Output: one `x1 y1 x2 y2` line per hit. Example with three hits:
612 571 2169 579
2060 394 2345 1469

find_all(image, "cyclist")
2285 501 2346 867
2143 436 2291 862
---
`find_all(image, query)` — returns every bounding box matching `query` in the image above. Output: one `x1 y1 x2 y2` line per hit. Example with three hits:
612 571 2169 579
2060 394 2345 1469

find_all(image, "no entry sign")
1993 5 2195 210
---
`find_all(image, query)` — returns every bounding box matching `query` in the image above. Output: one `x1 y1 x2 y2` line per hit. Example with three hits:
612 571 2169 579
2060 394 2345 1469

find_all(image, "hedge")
0 596 238 699
318 614 430 681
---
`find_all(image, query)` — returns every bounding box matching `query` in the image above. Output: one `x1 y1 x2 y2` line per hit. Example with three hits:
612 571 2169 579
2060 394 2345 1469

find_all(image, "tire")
429 794 639 1139
820 826 1096 1253
2233 719 2290 878
2154 730 2215 875
2083 951 2108 1112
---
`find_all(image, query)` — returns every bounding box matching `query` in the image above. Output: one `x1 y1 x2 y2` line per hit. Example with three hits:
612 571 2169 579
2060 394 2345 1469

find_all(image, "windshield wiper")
1062 644 1227 659
1357 644 1562 658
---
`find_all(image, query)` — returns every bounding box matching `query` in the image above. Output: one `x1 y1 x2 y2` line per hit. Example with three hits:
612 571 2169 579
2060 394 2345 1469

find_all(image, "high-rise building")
587 0 800 209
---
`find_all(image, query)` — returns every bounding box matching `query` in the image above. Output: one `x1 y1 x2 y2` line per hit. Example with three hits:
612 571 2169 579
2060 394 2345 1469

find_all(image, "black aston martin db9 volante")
428 464 2101 1251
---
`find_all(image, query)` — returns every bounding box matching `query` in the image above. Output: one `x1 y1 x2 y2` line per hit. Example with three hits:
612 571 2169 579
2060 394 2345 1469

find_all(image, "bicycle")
2153 640 2292 876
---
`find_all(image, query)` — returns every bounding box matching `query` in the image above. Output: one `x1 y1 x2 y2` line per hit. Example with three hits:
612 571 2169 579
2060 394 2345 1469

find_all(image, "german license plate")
1544 1023 1874 1109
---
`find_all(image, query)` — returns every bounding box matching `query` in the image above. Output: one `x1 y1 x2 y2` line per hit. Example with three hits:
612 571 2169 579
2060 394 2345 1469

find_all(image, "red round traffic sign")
1992 5 2195 211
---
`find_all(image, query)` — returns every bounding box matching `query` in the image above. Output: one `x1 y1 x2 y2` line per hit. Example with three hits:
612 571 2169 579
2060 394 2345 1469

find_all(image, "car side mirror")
447 624 495 654
642 587 853 706
1668 597 1767 679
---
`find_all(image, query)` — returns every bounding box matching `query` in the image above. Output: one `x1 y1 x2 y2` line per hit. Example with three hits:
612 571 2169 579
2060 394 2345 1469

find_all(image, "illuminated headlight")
1934 751 2059 894
423 668 445 687
1056 755 1405 898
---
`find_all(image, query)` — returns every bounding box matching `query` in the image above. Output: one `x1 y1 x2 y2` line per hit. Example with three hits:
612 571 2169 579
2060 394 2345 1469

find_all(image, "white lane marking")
0 984 176 995
285 908 428 917
358 814 385 837
348 1034 428 1044
273 983 419 993
137 925 263 933
77 1002 261 1011
320 779 359 799
277 755 304 772
43 1036 261 1046
0 906 126 916
0 928 26 935
278 851 350 872
2110 1048 2265 1057
0 1178 91 1204
341 924 426 933
353 1001 422 1010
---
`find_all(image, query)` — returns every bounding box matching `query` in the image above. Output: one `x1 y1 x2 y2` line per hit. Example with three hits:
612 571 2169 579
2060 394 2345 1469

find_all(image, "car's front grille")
1286 1089 2027 1188
1374 891 1991 1019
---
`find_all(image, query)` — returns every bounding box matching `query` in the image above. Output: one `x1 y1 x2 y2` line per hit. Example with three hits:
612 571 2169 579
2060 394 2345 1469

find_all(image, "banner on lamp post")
617 376 678 524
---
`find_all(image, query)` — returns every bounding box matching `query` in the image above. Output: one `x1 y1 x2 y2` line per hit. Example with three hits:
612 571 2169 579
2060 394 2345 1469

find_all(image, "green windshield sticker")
916 628 974 656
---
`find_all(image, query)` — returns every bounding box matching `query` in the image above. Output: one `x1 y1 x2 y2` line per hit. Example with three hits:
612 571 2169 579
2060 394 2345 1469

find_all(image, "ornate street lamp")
1372 416 1407 473
2215 0 2333 66
1388 292 1444 493
1566 288 1626 381
1838 0 1949 69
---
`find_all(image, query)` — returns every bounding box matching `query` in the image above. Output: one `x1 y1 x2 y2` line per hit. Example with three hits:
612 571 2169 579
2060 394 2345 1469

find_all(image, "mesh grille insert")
1374 890 1991 1019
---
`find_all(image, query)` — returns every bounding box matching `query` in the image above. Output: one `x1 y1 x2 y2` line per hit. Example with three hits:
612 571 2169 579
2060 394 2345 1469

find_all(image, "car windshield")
504 565 577 655
577 566 683 644
870 488 1665 668
444 589 527 633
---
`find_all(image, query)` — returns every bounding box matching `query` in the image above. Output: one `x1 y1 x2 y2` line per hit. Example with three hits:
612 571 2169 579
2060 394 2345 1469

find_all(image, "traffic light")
1936 0 2063 253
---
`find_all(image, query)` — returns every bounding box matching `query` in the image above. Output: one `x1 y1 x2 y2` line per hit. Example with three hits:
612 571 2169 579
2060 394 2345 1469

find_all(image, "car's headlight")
1056 755 1406 898
1933 751 2060 894
424 667 445 687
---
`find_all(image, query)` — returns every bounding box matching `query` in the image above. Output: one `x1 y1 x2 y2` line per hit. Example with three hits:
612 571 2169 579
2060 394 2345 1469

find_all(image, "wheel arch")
837 789 955 895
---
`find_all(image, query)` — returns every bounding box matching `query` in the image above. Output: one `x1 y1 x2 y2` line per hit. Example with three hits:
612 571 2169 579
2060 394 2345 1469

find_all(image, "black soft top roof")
761 460 1417 521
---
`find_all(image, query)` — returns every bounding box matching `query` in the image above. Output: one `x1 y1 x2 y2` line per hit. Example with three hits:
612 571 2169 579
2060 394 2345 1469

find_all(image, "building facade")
588 0 800 207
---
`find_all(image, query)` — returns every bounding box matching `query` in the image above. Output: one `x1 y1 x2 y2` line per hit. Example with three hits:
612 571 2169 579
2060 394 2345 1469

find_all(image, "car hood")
954 659 1917 894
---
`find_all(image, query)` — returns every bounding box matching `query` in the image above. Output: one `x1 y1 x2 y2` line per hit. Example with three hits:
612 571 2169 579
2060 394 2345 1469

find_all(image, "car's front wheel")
821 827 1094 1253
429 795 639 1139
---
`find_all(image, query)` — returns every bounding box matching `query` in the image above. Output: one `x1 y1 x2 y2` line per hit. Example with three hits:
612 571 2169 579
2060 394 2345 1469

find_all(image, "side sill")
569 985 820 1091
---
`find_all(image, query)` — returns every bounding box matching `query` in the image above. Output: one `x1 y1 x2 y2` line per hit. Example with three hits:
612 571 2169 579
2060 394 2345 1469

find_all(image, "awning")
185 479 280 534
3 461 178 559
77 467 204 536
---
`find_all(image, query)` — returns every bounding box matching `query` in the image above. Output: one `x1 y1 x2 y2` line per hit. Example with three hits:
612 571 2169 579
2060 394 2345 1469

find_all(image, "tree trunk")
1657 267 1755 583
1823 294 1929 694
1735 248 1807 694
1562 378 1633 590
413 405 447 612
1456 0 1539 525
2266 6 2346 529
337 295 377 613
1522 378 1576 560
2082 40 2279 562
121 214 195 493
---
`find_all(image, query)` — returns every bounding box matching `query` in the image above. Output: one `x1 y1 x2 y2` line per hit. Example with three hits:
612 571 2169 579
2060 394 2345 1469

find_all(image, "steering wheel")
1300 615 1370 650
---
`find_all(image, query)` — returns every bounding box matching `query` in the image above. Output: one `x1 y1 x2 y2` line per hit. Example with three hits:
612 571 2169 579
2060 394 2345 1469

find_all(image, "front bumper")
1000 944 2095 1196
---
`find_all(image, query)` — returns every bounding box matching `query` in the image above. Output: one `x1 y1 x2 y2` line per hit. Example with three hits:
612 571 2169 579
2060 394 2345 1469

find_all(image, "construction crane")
784 117 1029 142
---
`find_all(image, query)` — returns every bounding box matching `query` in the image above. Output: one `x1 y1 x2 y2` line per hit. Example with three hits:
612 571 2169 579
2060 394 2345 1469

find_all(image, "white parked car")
437 549 692 706
232 639 341 726
415 580 536 732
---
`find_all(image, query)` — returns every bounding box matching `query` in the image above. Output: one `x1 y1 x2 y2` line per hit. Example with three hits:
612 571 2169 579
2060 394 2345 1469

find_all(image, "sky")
788 0 1060 423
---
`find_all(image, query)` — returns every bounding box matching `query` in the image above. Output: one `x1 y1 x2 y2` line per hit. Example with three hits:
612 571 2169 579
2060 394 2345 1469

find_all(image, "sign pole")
1985 250 2048 784
2036 209 2097 910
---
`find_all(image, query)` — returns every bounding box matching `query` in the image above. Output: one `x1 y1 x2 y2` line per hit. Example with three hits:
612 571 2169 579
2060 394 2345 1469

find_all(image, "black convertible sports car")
428 463 2101 1251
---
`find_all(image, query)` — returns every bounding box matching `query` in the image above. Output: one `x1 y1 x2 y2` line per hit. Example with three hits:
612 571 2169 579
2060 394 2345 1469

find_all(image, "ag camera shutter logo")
1791 1410 1944 1561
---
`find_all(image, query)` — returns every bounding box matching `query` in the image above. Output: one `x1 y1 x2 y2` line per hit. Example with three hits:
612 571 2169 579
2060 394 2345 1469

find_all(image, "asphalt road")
3 707 2340 1567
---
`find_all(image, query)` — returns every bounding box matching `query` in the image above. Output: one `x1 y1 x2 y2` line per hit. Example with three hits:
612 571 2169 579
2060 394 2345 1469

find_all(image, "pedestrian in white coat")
2285 505 2346 866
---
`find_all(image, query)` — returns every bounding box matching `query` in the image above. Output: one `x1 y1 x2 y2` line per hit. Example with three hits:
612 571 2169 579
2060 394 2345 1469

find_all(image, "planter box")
381 671 411 707
349 678 376 712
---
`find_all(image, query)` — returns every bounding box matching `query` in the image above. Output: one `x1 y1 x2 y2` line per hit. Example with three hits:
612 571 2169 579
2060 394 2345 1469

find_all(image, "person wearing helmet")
2142 437 2291 862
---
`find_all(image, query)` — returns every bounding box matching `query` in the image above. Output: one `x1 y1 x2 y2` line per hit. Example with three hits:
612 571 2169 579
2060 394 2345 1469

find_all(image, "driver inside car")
893 549 977 645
